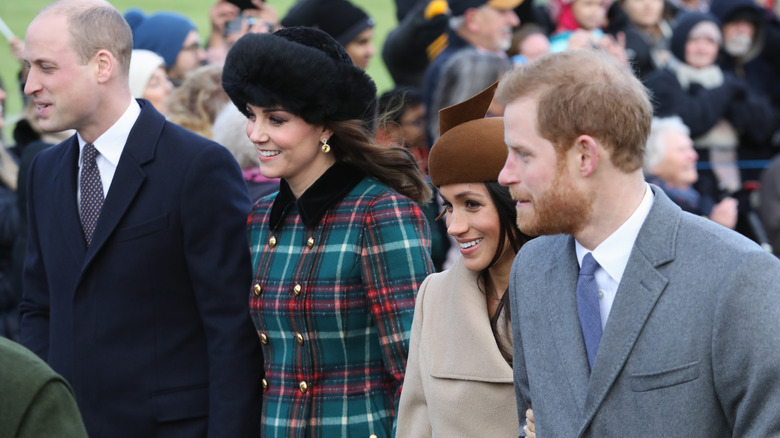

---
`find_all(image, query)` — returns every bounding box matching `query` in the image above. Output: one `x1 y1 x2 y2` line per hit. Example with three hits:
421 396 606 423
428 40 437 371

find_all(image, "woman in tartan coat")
222 28 434 438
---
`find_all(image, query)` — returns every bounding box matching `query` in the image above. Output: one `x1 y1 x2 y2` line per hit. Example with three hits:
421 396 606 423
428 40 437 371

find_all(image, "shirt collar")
78 98 141 167
576 183 655 284
269 161 365 230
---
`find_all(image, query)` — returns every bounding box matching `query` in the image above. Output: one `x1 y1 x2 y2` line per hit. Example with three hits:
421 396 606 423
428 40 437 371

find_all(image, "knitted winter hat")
124 9 196 68
670 11 722 61
449 0 525 16
428 82 507 187
281 0 375 46
128 49 166 98
222 27 377 126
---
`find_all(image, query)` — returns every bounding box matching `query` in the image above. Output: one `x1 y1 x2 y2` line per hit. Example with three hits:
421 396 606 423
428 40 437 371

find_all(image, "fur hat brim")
222 27 376 126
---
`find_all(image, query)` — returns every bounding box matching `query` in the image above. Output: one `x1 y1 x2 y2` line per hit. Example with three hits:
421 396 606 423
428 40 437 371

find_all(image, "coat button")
269 236 277 248
299 381 308 393
260 333 268 344
369 435 378 438
295 333 304 345
253 284 262 296
293 284 302 296
306 237 315 248
262 378 268 390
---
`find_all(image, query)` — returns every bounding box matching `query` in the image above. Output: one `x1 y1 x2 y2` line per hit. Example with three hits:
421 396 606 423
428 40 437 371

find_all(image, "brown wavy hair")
326 119 432 205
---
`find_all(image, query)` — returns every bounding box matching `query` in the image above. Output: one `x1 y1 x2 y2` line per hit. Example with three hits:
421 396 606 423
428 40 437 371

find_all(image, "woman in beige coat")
396 83 530 437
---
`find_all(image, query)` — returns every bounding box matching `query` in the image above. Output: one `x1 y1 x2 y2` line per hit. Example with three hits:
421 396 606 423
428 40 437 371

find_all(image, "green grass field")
0 0 398 142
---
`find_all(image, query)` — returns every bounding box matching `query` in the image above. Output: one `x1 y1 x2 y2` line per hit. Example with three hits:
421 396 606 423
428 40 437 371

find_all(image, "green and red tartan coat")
248 163 434 437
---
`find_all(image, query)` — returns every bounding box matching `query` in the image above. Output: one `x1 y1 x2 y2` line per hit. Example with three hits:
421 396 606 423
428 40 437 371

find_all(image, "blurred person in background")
212 103 279 203
206 0 279 64
166 64 230 139
643 116 738 229
128 49 172 116
281 0 376 69
645 11 773 226
0 84 20 341
607 0 672 79
429 49 511 144
376 86 451 271
423 0 521 145
509 23 551 66
124 9 207 86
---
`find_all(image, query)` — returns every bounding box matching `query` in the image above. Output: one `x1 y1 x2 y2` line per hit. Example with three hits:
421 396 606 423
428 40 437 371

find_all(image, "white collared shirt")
575 184 655 329
77 98 141 206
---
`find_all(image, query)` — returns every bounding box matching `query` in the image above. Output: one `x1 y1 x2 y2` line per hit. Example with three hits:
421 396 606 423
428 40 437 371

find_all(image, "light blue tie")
81 143 104 246
577 253 602 371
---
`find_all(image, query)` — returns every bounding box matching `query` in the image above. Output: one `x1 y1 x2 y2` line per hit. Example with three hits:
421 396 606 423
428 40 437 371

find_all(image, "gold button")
295 333 304 345
262 378 268 390
306 237 315 248
269 236 277 248
253 284 262 296
293 284 302 296
299 381 308 393
260 333 268 344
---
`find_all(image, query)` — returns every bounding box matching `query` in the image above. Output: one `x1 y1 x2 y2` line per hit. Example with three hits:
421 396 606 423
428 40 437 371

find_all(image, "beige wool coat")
396 257 519 437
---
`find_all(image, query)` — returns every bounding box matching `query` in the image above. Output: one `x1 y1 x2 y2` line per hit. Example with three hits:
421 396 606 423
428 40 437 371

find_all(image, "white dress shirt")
575 184 655 329
77 98 141 209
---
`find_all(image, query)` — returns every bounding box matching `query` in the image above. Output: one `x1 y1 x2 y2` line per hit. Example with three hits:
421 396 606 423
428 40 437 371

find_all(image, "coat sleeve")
395 274 434 437
19 153 51 359
360 193 433 417
712 249 780 435
179 142 262 437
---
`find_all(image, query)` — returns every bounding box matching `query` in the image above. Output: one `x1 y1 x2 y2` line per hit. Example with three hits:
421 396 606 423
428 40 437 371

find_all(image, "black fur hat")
222 27 377 126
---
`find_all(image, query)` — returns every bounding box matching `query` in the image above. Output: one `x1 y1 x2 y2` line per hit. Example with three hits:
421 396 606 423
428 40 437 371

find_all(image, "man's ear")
94 49 115 83
574 135 599 177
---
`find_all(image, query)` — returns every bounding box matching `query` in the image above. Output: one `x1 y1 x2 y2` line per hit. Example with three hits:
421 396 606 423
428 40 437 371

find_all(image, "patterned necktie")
81 143 104 246
577 252 602 371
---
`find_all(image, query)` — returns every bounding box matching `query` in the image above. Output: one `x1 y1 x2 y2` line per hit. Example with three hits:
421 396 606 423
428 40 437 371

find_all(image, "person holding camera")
206 0 279 65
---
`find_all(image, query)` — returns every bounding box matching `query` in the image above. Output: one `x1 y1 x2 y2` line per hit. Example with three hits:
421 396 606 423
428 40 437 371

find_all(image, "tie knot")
83 143 99 162
580 253 599 276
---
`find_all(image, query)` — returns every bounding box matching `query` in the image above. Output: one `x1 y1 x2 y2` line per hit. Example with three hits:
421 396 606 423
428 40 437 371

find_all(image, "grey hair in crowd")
212 104 261 171
429 49 511 142
643 116 691 173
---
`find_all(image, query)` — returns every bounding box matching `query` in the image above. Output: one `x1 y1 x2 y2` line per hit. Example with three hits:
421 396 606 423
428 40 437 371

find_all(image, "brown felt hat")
428 82 508 187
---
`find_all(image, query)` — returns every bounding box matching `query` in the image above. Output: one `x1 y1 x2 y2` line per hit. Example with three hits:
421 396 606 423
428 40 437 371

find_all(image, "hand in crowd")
209 0 240 39
9 36 24 61
524 408 536 438
710 196 739 230
597 31 629 68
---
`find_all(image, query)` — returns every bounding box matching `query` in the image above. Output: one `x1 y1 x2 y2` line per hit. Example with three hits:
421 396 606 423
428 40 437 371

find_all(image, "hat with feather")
428 82 507 187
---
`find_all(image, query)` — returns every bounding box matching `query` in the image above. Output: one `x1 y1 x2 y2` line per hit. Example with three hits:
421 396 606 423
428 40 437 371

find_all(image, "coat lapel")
544 237 591 413
83 100 162 266
579 186 678 433
429 258 513 382
53 136 87 261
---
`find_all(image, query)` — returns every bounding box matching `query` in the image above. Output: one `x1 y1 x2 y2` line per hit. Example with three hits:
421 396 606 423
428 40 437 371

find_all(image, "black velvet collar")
269 162 365 230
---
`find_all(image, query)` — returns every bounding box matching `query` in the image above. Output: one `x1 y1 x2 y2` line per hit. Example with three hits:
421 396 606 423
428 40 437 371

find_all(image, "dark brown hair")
327 119 432 204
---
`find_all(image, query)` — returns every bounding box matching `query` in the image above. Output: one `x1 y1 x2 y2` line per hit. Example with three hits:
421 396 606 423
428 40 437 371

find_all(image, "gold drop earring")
321 138 331 153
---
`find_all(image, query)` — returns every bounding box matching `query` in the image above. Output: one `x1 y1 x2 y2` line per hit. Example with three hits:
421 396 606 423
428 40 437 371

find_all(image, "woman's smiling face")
440 182 505 273
245 103 334 197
